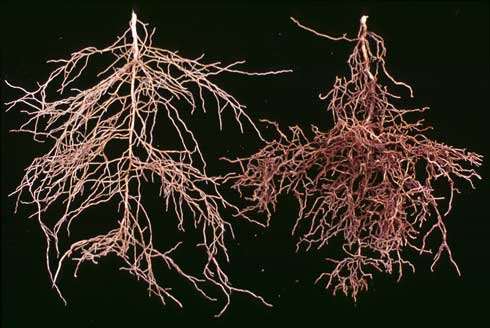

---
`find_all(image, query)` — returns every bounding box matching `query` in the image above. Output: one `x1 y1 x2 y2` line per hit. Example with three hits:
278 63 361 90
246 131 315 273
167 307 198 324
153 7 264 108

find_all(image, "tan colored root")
6 12 289 315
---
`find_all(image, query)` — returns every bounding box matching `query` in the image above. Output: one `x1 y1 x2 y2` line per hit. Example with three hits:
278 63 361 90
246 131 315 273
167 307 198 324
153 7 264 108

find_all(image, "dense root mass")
6 12 289 316
225 16 482 301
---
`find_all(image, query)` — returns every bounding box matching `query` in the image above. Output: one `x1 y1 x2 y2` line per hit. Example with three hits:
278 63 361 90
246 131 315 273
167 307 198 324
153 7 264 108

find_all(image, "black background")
1 1 489 327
